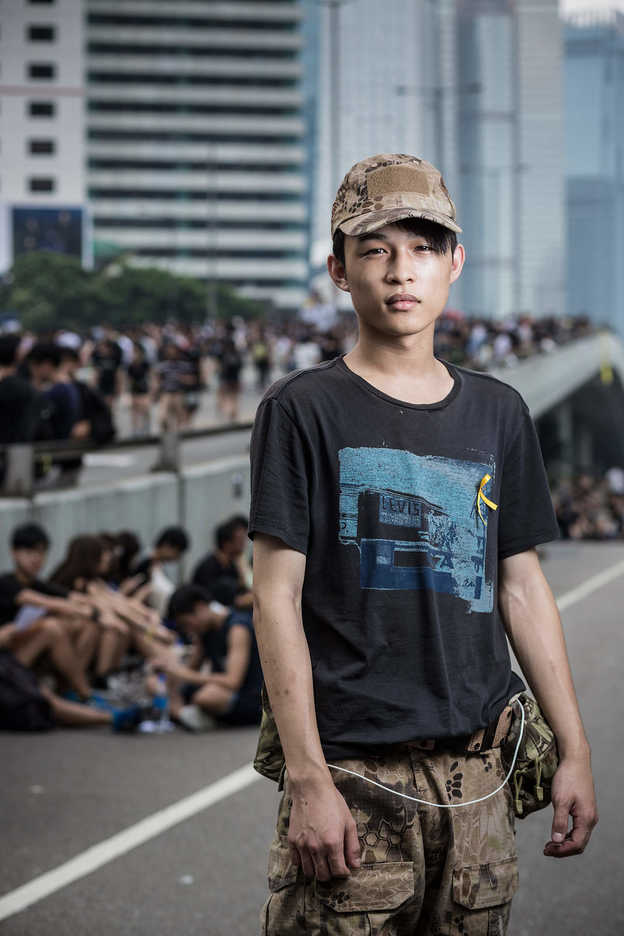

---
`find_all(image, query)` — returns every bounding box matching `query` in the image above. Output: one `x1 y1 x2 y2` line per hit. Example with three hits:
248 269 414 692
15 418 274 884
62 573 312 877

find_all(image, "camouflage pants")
261 747 518 935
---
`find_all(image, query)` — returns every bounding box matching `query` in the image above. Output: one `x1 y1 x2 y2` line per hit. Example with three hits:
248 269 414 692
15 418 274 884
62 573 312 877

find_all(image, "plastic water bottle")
152 673 174 733
139 673 174 733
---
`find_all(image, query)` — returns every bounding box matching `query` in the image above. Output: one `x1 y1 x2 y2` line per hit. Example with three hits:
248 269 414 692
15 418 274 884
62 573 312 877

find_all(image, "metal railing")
0 420 254 499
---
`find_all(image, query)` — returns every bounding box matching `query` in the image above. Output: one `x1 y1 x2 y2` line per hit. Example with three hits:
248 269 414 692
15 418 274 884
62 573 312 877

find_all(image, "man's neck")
14 567 32 585
215 548 232 567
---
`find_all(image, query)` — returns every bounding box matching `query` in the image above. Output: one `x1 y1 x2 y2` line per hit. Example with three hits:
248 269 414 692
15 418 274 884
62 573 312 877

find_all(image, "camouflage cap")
331 153 462 238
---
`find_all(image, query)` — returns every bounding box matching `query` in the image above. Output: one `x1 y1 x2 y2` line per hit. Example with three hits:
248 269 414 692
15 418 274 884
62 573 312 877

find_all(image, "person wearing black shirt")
249 154 597 933
156 585 262 732
91 337 123 407
0 523 97 699
192 516 252 611
0 335 44 485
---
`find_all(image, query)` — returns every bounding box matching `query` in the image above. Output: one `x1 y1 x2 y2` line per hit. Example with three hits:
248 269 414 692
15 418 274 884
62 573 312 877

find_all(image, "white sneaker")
176 705 217 733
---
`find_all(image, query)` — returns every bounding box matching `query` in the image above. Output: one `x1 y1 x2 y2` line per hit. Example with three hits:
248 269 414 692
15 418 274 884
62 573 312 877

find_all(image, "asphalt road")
1 540 623 935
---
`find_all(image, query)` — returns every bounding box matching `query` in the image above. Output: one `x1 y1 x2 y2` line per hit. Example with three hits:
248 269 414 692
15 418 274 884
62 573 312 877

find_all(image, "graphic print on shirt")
338 447 496 613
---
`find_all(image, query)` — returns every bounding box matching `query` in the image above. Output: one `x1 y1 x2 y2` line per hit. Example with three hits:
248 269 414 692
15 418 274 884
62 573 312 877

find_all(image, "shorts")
261 746 518 935
182 683 261 727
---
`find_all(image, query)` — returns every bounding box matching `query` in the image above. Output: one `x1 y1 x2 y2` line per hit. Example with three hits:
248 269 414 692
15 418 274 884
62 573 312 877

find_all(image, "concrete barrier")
0 455 250 579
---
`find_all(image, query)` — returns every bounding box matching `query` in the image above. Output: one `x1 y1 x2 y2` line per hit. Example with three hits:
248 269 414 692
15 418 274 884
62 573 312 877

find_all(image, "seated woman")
50 534 173 688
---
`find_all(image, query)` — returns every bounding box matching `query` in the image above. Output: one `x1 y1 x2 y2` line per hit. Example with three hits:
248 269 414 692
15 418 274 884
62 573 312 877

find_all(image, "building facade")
565 9 624 336
310 0 566 320
85 0 309 313
454 0 565 320
0 0 86 272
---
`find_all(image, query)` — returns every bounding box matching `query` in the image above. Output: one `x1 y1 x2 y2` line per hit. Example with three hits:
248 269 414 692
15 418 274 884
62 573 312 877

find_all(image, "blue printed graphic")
338 447 495 613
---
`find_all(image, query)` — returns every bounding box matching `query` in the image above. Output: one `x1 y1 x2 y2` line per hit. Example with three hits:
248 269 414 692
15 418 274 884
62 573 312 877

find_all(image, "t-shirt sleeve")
248 397 309 554
498 398 560 560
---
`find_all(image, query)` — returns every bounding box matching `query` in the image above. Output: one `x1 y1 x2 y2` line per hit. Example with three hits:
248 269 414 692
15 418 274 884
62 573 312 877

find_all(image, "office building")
85 0 309 313
0 0 86 271
565 9 624 335
455 0 565 319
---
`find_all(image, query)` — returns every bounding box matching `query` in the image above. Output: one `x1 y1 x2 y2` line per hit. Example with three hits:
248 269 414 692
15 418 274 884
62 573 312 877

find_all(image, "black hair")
28 342 62 368
0 334 21 368
58 346 80 363
215 516 247 550
167 584 211 622
332 217 458 269
50 534 104 588
155 525 190 552
11 523 50 551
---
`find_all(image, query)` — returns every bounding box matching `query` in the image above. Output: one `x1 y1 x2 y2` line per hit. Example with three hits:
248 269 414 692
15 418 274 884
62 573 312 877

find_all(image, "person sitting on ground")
0 636 144 733
0 523 99 700
192 516 252 611
153 584 262 732
132 526 190 616
50 534 173 688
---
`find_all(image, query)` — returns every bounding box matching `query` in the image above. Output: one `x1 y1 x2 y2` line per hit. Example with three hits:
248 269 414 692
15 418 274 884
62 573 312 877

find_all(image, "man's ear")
327 254 350 293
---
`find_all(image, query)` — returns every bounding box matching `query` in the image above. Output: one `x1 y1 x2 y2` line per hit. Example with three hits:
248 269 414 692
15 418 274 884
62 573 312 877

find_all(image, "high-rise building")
455 0 565 320
565 9 624 335
311 0 566 320
85 0 309 313
0 0 86 272
309 0 433 276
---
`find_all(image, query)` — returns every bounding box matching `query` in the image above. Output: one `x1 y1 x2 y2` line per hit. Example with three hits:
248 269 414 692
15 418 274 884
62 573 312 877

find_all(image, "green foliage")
0 251 269 331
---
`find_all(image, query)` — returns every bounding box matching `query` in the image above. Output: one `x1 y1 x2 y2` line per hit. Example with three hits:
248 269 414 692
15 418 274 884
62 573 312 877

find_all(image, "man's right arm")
252 532 361 882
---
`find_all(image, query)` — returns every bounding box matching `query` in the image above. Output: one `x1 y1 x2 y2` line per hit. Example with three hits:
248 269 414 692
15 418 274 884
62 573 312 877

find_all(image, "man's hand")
288 777 361 882
544 756 598 858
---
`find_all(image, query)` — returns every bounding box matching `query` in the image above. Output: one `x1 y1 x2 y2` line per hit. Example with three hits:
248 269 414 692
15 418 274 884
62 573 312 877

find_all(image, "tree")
0 252 269 331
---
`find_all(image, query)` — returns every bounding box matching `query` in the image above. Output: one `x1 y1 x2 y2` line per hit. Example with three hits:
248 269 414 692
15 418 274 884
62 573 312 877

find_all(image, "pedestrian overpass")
488 331 624 474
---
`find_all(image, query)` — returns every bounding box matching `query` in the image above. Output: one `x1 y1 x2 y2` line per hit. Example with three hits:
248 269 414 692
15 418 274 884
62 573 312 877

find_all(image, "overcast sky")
560 0 624 13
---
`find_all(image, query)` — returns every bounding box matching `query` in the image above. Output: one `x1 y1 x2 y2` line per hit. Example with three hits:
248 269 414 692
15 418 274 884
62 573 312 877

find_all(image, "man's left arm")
498 548 598 858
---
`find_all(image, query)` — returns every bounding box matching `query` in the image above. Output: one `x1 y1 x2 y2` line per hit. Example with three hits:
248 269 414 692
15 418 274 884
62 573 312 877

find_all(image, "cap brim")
337 205 462 237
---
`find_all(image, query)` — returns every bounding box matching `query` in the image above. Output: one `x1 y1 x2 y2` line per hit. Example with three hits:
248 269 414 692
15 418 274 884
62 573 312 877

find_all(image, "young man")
249 154 597 934
0 523 98 699
132 526 190 615
192 516 253 611
156 584 261 732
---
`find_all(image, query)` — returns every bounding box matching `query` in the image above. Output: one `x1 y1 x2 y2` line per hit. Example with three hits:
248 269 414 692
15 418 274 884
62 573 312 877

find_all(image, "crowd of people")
0 310 596 457
551 468 624 541
0 516 262 735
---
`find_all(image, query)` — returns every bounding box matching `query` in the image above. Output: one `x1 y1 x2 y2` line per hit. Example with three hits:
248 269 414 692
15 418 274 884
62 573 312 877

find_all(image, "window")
28 25 56 41
29 139 55 155
29 177 55 192
28 63 56 80
29 100 55 117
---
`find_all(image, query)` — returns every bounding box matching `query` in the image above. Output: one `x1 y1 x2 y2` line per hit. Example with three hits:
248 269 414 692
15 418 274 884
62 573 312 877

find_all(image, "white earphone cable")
327 698 525 809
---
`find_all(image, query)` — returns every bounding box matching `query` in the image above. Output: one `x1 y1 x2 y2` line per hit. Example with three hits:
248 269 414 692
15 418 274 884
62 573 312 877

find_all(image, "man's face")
228 526 247 558
29 360 56 384
177 602 215 636
13 546 47 580
328 223 464 342
158 545 181 563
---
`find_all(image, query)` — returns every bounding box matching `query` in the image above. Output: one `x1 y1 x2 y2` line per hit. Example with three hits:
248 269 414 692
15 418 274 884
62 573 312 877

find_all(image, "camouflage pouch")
501 692 560 819
253 684 286 785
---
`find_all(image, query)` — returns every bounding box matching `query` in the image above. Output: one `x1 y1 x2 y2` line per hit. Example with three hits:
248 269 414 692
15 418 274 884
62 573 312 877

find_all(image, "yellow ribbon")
477 473 498 526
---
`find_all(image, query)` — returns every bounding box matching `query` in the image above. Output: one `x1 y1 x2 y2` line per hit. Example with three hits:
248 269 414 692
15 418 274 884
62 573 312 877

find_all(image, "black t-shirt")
201 610 262 703
192 553 241 605
127 360 150 395
0 573 68 625
248 355 560 760
0 376 42 444
93 345 122 395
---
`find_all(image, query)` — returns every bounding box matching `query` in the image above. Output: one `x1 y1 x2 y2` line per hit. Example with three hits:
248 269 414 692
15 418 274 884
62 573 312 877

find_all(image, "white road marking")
0 762 259 922
2 556 624 922
555 556 624 612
